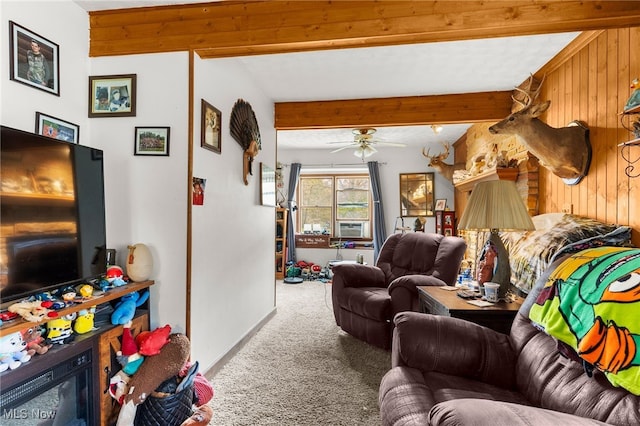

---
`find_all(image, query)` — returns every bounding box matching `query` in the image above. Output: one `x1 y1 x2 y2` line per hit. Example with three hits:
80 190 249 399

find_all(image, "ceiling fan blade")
326 141 355 145
374 142 407 147
330 145 355 153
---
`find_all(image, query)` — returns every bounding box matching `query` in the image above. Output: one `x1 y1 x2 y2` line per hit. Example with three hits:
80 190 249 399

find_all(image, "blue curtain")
367 161 387 263
286 163 301 264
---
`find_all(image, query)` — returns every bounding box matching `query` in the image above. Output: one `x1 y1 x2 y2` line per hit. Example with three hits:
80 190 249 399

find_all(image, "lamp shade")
458 180 534 232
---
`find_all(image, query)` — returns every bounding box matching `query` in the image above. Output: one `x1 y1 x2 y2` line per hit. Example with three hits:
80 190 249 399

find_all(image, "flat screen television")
0 125 107 305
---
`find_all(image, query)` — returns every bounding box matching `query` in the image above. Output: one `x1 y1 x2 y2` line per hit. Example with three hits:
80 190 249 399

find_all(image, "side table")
417 286 522 334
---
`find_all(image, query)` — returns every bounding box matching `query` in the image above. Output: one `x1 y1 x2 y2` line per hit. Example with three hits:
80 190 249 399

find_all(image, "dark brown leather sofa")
378 265 640 426
331 232 466 350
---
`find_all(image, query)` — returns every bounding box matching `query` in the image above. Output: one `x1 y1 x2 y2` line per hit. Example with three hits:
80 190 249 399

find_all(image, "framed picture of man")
9 21 60 96
88 74 137 117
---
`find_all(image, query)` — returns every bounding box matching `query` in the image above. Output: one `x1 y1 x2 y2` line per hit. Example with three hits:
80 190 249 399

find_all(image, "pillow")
502 214 631 293
529 247 640 395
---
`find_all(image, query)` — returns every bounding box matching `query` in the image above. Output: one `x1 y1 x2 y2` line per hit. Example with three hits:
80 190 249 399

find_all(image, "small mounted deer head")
422 142 465 182
488 74 591 185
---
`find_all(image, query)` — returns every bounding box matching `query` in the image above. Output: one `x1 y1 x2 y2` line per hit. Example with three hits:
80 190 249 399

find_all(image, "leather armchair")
331 232 466 349
379 268 640 425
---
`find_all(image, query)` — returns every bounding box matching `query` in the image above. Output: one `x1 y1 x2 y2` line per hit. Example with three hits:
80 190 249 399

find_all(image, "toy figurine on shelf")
46 313 77 345
0 331 32 371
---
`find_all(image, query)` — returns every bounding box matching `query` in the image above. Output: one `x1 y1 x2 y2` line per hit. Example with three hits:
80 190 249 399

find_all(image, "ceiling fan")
329 128 407 160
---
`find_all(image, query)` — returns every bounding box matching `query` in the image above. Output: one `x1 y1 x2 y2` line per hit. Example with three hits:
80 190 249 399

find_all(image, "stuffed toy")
116 333 191 426
73 307 97 334
8 300 58 322
136 324 171 356
21 325 51 355
46 313 76 345
0 331 32 372
116 321 145 376
110 290 150 325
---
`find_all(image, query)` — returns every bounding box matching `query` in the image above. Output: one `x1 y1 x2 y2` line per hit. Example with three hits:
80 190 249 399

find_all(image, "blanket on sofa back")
530 246 640 395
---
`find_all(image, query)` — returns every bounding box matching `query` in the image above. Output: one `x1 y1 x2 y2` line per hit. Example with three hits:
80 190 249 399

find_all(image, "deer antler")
512 74 546 109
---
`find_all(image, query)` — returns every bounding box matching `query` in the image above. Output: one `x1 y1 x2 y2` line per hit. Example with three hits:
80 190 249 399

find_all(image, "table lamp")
457 180 535 299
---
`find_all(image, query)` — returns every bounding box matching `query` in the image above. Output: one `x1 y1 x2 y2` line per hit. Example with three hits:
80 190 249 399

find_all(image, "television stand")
0 281 153 425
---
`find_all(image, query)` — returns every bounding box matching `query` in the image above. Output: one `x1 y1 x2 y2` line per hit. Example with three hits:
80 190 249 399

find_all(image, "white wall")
190 55 276 370
1 1 276 373
277 145 455 263
1 2 89 137
88 51 190 336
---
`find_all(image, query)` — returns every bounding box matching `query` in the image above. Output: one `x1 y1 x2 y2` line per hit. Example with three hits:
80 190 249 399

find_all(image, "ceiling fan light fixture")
354 144 376 160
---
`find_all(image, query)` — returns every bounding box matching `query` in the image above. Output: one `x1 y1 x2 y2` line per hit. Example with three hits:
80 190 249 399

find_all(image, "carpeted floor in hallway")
206 279 391 425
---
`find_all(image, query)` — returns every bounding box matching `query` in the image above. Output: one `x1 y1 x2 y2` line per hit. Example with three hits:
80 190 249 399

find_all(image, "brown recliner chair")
331 232 466 350
378 256 640 426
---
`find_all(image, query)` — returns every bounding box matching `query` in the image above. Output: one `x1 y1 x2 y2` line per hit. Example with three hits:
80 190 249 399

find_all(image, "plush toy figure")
46 313 76 345
110 290 150 325
0 331 32 372
21 325 51 355
136 324 171 356
73 307 97 334
116 321 145 376
116 333 191 426
8 300 58 322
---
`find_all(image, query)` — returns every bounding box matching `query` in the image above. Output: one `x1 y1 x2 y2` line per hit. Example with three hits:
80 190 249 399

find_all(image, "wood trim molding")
274 91 513 130
88 1 640 58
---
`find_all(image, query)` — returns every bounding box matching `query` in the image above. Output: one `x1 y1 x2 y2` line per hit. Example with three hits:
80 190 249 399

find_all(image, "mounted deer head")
422 142 466 182
488 75 591 185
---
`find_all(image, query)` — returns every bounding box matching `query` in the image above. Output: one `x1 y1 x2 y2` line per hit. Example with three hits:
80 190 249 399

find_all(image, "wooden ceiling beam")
88 1 640 58
274 91 513 130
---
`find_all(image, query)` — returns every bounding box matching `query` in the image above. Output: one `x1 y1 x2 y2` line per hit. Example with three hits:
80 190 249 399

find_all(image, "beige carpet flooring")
206 280 391 425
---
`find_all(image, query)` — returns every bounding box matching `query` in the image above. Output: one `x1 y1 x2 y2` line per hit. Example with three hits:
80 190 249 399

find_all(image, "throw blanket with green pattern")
530 246 640 395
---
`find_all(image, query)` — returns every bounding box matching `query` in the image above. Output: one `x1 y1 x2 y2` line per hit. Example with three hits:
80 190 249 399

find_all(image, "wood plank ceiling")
88 1 640 129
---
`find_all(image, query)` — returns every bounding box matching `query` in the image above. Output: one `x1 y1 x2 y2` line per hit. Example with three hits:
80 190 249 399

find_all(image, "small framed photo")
435 199 447 211
9 21 60 96
89 74 136 117
134 127 170 156
201 99 221 154
35 112 79 144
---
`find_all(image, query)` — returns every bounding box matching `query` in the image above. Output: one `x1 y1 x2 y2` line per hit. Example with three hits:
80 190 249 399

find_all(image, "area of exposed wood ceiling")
78 1 640 152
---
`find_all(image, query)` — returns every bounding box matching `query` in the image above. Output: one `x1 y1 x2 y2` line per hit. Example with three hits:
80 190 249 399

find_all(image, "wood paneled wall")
458 27 639 247
538 27 639 246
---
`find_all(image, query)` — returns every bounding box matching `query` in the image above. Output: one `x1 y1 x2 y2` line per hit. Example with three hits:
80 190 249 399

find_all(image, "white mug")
484 282 500 303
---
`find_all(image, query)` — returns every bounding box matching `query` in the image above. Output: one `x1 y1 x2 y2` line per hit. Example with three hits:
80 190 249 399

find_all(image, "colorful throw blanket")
529 246 640 395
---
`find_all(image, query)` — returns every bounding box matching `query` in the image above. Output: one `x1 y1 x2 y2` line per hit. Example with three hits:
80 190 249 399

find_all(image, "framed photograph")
89 74 136 117
201 99 221 153
134 127 170 156
435 199 447 211
260 162 277 207
9 21 60 95
399 172 435 217
35 112 79 144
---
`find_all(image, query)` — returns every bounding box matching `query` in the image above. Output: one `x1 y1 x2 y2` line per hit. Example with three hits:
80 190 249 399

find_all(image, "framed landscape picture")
134 127 170 156
9 21 60 95
35 112 79 144
89 74 137 117
201 99 222 153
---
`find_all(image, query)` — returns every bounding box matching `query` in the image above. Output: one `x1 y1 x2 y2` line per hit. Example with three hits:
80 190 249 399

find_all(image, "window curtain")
286 163 301 264
367 161 387 263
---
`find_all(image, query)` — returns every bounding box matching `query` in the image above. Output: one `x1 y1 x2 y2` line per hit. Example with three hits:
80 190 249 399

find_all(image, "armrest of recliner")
388 274 448 315
331 263 386 289
428 399 610 426
392 311 517 390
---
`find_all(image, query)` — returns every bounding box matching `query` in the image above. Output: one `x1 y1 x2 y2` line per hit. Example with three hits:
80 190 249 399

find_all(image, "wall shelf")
454 167 518 193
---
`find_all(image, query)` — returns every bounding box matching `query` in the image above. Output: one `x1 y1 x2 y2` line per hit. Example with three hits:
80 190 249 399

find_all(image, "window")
298 174 371 239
